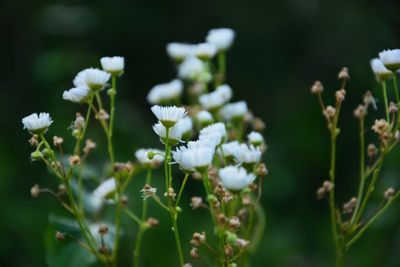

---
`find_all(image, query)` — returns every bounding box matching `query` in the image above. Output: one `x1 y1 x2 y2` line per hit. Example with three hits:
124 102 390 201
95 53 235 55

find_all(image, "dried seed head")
323 106 336 119
30 184 40 198
389 102 398 114
164 187 176 199
236 238 250 249
238 208 248 221
248 183 258 192
323 180 334 192
311 81 324 94
229 216 241 230
335 89 346 103
69 155 81 167
372 119 390 135
224 245 234 256
353 105 367 119
190 247 199 259
367 144 378 158
217 213 226 225
140 184 157 199
363 91 376 109
29 135 39 146
55 231 65 240
252 117 266 132
214 182 225 196
338 67 350 80
53 136 64 146
343 197 357 214
242 195 251 206
384 187 395 200
145 217 159 228
74 113 85 130
83 139 97 154
98 224 109 235
222 193 234 203
190 197 203 209
316 187 326 200
95 109 109 121
256 163 268 176
191 232 206 246
114 161 133 173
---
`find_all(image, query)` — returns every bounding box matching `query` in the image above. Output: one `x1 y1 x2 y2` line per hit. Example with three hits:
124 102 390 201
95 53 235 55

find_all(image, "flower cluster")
144 27 268 266
22 28 268 267
312 48 400 266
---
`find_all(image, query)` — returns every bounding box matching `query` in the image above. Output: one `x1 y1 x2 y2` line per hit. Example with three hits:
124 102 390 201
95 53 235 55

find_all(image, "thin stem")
175 173 189 209
108 77 117 166
393 71 400 106
217 51 226 86
354 153 386 224
134 169 152 267
112 182 122 263
382 81 390 123
124 209 142 225
163 127 184 266
346 191 400 249
350 117 365 227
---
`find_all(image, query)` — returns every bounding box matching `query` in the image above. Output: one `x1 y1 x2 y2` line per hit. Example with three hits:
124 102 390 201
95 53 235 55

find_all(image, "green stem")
346 191 400 249
124 209 142 225
163 127 184 266
175 173 189 209
354 153 386 224
382 81 390 123
108 77 117 165
112 183 122 263
350 117 365 227
134 169 152 267
216 51 226 86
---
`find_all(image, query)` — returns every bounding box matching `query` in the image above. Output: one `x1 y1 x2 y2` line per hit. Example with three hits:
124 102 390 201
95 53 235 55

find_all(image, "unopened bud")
323 180 334 192
30 184 40 198
53 136 64 146
190 247 199 259
389 102 398 114
338 67 350 80
55 231 65 240
121 195 128 206
69 155 81 167
311 81 324 94
224 245 233 256
256 163 268 176
96 109 109 121
335 89 346 103
58 184 66 194
236 238 250 249
367 144 378 157
323 106 336 119
343 197 357 214
145 217 159 228
353 105 367 118
29 135 39 146
31 150 43 161
229 216 241 230
83 139 96 154
190 197 203 209
384 187 395 200
316 187 326 200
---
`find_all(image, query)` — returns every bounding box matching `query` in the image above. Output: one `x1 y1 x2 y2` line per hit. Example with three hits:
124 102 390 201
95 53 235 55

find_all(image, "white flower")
173 145 215 172
62 87 90 103
378 49 400 70
93 178 116 199
206 28 235 51
247 131 264 145
370 58 392 80
166 43 195 61
153 122 184 141
22 112 53 134
199 84 233 110
220 141 241 157
176 117 193 136
135 148 165 166
220 101 248 120
147 79 183 104
151 105 187 128
187 139 217 149
232 144 262 164
178 56 210 82
199 122 227 146
219 166 256 191
195 43 218 60
100 56 125 76
196 110 214 123
73 68 111 91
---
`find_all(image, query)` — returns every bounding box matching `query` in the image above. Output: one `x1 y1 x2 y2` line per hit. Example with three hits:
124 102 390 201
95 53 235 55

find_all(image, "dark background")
2 0 400 266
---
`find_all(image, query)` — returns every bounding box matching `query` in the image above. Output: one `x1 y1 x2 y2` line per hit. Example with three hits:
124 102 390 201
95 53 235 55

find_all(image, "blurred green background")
2 0 400 266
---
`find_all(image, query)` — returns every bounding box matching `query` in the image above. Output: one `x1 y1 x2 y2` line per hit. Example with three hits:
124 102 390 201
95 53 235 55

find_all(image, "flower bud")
30 184 40 198
30 150 43 161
